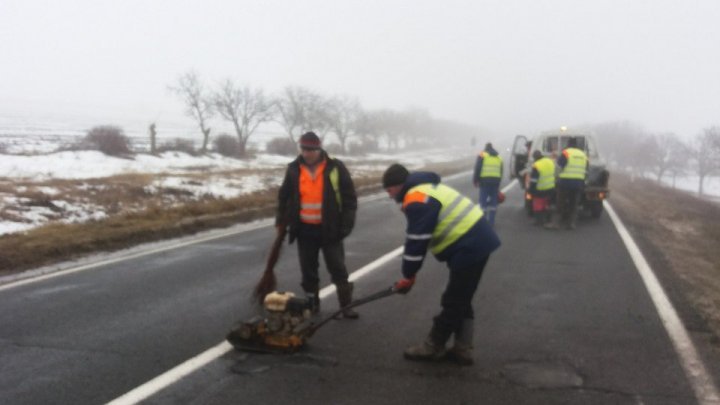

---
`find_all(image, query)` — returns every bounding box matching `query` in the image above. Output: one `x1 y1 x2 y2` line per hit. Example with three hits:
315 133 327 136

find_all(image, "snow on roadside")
0 150 292 180
0 147 471 236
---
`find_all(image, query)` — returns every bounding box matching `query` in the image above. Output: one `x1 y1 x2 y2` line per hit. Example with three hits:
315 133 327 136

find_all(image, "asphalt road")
1 173 718 404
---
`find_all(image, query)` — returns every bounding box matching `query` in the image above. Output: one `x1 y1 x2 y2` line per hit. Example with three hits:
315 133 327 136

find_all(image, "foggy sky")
1 0 719 139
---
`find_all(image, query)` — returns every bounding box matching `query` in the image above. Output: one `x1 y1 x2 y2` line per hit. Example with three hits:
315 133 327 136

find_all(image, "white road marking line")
106 177 515 405
606 201 720 405
105 341 234 405
0 220 274 292
105 246 405 405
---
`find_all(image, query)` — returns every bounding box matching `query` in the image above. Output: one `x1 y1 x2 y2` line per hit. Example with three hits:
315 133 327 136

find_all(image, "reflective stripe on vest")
329 166 341 210
299 160 326 224
533 157 556 191
404 183 483 255
479 153 502 179
559 148 587 180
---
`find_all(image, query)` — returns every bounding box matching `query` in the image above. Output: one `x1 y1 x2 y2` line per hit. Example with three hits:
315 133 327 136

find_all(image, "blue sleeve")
401 198 441 278
557 153 568 169
473 156 483 182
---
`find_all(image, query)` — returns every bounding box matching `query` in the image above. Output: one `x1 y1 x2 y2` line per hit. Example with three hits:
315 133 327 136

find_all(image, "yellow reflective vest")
479 153 502 179
559 148 587 180
404 183 484 255
533 157 556 191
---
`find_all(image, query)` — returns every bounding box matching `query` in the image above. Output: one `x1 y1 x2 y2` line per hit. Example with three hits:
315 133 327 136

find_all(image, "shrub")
157 138 198 155
323 143 344 155
213 134 239 157
83 125 132 156
348 138 379 155
266 137 298 156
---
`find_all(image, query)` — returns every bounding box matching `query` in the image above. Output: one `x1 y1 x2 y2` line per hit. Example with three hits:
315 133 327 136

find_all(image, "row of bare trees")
585 121 720 195
168 71 480 156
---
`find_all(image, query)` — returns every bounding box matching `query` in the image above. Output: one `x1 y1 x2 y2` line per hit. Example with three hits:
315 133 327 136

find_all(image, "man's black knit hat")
382 163 409 188
299 131 321 150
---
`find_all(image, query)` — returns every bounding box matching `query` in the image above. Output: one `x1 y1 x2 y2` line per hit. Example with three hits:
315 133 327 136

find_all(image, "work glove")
394 276 415 294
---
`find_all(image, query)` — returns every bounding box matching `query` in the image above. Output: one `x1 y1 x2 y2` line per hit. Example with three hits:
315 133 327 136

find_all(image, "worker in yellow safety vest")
383 163 501 365
548 137 588 230
529 150 556 226
472 142 503 227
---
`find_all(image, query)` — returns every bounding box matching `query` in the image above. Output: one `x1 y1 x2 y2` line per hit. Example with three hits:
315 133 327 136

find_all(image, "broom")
252 225 287 306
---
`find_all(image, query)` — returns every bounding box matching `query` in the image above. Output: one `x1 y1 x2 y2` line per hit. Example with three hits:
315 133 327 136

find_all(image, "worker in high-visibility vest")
473 142 503 227
549 137 588 230
383 163 501 365
276 132 359 318
529 150 556 226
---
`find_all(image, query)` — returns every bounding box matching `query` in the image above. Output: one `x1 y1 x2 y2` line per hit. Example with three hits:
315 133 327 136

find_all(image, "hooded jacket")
473 145 503 186
395 171 501 279
276 151 357 245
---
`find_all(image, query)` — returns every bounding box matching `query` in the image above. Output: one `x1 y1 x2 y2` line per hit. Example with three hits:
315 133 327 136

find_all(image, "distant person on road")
473 142 503 227
548 137 588 230
529 150 556 226
383 163 501 365
276 131 359 318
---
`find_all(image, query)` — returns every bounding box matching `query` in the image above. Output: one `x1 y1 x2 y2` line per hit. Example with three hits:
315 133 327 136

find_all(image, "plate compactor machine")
227 287 396 353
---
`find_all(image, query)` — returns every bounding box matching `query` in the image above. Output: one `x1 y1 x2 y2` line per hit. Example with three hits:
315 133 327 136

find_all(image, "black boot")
336 282 359 319
305 289 320 314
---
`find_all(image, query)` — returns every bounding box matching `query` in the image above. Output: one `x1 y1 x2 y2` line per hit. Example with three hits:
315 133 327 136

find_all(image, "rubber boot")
446 319 474 366
335 282 359 319
305 289 320 314
404 329 447 361
568 216 577 230
544 216 560 230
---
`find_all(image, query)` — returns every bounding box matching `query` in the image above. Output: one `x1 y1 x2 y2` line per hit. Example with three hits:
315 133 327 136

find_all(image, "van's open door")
509 134 529 182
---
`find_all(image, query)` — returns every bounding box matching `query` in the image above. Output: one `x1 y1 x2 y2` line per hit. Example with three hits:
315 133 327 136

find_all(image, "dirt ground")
609 172 720 349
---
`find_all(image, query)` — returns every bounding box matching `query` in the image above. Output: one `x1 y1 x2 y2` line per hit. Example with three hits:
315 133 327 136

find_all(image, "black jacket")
276 152 357 245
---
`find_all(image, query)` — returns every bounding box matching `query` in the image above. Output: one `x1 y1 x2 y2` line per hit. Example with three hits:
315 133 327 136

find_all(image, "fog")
1 0 719 140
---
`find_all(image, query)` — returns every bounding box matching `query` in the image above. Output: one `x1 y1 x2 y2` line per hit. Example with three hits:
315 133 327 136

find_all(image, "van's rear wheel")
589 201 603 218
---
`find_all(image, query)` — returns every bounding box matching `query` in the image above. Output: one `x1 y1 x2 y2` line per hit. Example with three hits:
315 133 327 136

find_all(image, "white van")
509 129 610 218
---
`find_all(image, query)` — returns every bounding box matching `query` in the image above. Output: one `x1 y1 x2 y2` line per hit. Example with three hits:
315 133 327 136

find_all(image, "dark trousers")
297 224 350 293
479 183 499 226
432 254 489 343
556 187 582 225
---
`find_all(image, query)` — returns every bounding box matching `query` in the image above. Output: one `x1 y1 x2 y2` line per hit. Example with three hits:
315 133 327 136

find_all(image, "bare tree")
168 71 213 153
666 138 691 188
586 120 647 170
643 132 684 182
275 86 316 143
400 108 432 148
691 126 720 195
301 91 333 142
373 109 403 151
326 95 362 154
213 80 274 157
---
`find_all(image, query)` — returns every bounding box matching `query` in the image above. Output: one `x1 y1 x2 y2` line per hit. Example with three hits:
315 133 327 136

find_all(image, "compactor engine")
226 291 314 353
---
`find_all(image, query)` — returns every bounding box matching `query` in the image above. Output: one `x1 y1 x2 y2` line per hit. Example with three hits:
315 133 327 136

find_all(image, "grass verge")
0 159 472 276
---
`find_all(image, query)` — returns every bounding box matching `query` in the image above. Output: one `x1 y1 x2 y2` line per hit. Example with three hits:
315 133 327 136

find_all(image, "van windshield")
543 135 594 157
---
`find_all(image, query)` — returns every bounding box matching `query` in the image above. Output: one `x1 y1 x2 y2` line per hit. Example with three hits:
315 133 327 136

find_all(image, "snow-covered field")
3 133 718 237
0 134 472 236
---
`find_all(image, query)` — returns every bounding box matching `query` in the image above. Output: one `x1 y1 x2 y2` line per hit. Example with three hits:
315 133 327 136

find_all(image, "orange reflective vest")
299 160 327 224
